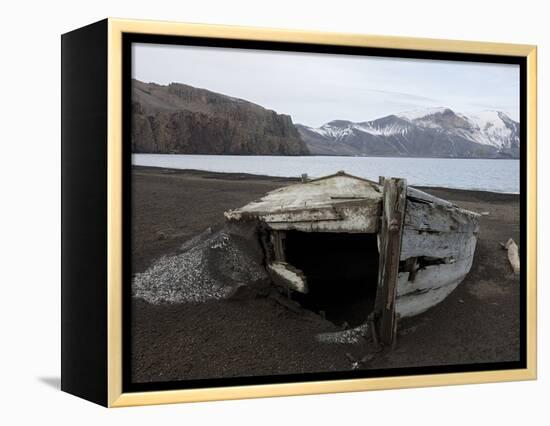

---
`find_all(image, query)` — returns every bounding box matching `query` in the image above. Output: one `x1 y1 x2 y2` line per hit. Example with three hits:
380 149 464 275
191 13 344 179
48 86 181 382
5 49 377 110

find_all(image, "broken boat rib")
224 171 480 345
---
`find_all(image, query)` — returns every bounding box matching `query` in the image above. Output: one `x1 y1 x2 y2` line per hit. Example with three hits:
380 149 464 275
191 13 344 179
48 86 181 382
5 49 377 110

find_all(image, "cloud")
133 43 520 126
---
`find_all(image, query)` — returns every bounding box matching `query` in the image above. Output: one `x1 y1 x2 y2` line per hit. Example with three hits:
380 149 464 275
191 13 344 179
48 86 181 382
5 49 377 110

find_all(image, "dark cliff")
132 80 309 156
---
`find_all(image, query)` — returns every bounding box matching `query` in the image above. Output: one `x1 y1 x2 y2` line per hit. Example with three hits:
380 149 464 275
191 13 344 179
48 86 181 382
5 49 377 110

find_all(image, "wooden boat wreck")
225 171 480 345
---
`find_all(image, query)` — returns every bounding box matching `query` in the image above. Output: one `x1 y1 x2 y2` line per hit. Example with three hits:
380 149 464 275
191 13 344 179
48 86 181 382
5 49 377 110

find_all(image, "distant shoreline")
131 165 520 197
133 152 520 160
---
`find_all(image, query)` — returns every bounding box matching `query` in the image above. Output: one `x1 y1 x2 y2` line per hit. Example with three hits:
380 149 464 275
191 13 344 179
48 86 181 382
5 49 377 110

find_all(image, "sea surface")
133 154 520 194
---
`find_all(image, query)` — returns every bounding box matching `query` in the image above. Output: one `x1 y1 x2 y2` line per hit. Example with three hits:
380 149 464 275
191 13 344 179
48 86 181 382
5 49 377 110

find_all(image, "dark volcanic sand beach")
131 166 521 383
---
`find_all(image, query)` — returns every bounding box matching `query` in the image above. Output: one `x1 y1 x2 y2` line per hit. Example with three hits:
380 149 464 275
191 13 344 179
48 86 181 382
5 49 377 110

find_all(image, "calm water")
133 154 520 194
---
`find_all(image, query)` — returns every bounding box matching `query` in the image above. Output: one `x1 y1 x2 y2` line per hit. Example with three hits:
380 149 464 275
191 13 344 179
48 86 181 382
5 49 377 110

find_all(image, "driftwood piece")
502 238 520 274
374 178 407 346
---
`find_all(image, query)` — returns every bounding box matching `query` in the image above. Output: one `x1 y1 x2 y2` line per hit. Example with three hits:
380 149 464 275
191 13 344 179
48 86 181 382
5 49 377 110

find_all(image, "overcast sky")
133 43 520 128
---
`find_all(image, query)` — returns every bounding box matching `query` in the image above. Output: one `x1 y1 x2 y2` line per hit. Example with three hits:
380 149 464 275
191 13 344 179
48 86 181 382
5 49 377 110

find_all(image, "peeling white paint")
397 254 474 298
401 231 477 260
267 262 308 293
267 203 380 233
396 279 463 318
225 172 382 233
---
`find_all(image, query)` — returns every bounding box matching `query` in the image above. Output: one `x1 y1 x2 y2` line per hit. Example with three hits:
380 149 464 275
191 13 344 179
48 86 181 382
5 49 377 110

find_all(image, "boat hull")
395 187 480 318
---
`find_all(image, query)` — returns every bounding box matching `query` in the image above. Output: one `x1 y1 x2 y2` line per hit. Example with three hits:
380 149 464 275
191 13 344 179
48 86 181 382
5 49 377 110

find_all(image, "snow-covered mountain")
297 108 519 158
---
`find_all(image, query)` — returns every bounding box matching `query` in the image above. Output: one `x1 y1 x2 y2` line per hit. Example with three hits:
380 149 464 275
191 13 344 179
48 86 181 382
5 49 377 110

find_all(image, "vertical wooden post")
374 177 407 346
271 231 286 262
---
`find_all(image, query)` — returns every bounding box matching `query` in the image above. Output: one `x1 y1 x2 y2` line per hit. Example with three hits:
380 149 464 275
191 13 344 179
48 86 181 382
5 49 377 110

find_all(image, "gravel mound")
133 223 269 304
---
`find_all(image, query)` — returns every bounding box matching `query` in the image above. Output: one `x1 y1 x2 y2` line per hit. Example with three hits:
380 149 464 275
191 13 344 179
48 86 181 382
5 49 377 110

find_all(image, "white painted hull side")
395 187 480 318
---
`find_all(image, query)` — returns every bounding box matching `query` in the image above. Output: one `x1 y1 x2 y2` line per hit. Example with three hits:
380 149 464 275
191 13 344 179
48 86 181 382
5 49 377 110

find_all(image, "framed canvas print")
61 18 537 407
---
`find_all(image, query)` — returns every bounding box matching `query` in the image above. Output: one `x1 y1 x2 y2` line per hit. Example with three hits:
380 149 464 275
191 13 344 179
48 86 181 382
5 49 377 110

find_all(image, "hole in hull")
284 231 379 327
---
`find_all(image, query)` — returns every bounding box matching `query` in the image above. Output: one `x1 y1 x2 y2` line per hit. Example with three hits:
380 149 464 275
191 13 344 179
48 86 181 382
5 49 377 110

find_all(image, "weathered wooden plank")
267 261 308 293
374 178 407 346
262 207 342 223
407 186 456 207
404 199 480 234
396 277 463 318
271 231 286 261
400 229 477 260
396 254 474 297
259 197 380 221
226 173 383 218
268 203 381 233
389 187 479 317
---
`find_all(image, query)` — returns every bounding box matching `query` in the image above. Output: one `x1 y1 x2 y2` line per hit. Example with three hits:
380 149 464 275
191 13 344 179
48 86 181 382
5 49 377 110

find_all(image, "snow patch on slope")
307 120 409 139
468 111 515 147
303 108 518 150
